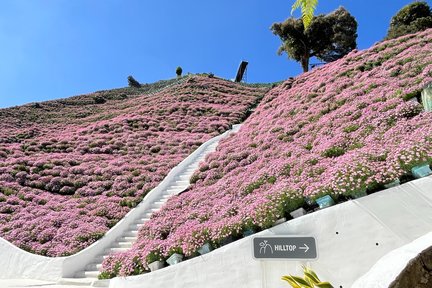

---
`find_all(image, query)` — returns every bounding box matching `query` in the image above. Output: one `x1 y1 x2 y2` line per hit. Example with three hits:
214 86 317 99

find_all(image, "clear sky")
0 0 428 108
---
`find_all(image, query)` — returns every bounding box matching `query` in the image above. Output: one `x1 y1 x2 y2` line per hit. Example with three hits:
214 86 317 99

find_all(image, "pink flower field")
0 76 268 256
100 29 432 277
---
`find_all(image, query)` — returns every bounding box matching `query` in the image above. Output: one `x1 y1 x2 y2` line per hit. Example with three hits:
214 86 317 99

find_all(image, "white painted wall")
0 125 241 281
0 237 64 281
109 176 432 288
352 231 432 288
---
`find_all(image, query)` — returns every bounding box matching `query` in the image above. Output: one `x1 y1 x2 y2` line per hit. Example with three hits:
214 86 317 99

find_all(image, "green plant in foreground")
282 265 334 288
291 0 318 29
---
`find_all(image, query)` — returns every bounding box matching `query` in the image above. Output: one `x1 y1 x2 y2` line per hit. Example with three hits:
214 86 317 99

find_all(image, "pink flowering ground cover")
0 76 268 256
100 29 432 277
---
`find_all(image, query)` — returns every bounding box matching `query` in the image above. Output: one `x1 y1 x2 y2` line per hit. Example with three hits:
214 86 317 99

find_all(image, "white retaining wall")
0 124 241 281
0 238 63 281
352 231 432 288
109 176 432 288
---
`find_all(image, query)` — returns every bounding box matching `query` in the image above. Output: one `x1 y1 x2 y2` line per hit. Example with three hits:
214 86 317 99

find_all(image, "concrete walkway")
0 279 90 288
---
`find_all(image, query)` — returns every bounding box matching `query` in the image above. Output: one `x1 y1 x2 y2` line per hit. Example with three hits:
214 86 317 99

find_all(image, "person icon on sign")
259 240 273 254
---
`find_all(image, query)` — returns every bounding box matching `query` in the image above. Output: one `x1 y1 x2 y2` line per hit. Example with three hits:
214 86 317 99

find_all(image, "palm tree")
291 0 318 29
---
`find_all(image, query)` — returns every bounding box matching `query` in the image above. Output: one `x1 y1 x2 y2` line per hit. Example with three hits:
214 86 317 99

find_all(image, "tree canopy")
386 1 432 40
271 7 357 72
176 66 183 77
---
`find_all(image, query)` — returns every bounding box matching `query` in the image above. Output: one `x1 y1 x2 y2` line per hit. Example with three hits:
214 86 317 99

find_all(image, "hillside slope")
101 29 432 277
0 76 269 256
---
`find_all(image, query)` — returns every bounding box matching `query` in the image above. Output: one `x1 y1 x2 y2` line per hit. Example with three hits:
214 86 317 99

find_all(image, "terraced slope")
0 76 269 256
101 29 432 277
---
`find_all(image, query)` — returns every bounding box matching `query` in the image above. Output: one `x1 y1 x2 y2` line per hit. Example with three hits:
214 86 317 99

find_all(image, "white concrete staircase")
61 142 219 287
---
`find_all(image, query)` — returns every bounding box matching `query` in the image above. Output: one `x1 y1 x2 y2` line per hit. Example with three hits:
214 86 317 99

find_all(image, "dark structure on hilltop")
235 61 248 82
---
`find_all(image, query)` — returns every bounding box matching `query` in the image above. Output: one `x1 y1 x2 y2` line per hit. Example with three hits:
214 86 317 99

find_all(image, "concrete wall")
352 232 432 288
109 176 432 288
0 237 64 281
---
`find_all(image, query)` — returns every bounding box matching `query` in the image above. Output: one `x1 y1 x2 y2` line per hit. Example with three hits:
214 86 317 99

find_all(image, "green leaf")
316 282 334 288
290 276 314 287
282 275 302 288
291 0 302 14
291 0 318 29
308 269 320 282
304 271 320 284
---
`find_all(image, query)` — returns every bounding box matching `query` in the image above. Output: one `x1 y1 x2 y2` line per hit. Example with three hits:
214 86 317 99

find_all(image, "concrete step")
105 247 129 253
116 241 133 248
130 223 145 229
93 279 111 287
119 236 138 242
151 201 165 207
166 189 182 194
124 230 139 237
94 253 112 262
73 271 96 279
133 218 150 224
86 262 103 271
178 174 192 179
84 270 100 278
58 277 95 286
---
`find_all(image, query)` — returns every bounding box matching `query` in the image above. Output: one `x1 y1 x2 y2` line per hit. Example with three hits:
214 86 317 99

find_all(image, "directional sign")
252 236 317 260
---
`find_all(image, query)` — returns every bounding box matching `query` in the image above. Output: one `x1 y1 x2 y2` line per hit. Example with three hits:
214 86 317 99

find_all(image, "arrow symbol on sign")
299 244 309 253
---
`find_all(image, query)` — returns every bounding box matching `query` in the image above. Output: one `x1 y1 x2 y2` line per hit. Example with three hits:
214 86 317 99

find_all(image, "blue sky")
0 0 428 108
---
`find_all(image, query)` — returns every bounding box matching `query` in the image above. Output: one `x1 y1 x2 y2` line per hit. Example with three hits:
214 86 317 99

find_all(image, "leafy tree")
386 1 432 40
291 0 318 29
127 75 141 88
176 66 183 77
271 7 357 72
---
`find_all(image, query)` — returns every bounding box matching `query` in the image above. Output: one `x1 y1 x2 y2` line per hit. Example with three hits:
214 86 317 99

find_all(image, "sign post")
252 236 317 260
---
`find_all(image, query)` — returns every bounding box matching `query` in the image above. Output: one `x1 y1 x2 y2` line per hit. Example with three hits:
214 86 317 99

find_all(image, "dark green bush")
93 95 106 104
322 146 346 158
403 90 421 101
386 1 432 40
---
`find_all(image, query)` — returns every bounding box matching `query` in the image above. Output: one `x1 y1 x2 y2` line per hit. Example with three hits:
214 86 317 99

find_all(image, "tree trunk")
301 55 309 72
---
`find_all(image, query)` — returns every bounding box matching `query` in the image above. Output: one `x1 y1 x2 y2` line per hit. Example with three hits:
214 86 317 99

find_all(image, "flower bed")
0 76 268 256
101 29 432 277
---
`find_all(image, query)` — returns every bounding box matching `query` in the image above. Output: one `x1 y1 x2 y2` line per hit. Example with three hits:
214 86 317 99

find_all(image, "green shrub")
149 146 161 153
322 146 345 158
146 250 163 263
176 66 183 77
0 187 16 196
98 262 121 280
402 90 421 101
343 124 360 133
93 95 106 104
